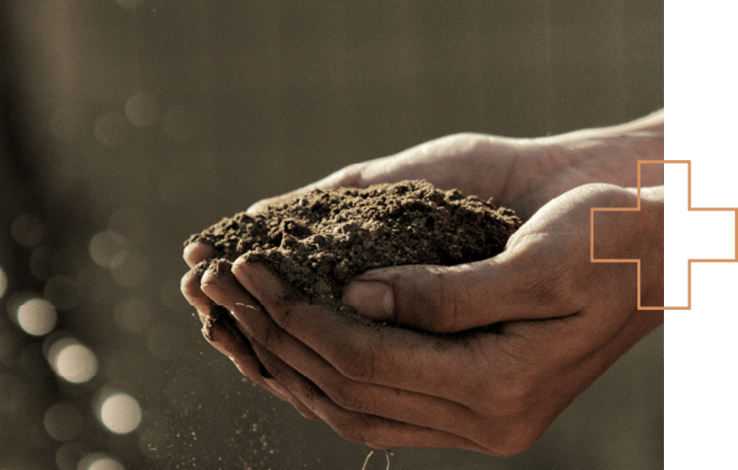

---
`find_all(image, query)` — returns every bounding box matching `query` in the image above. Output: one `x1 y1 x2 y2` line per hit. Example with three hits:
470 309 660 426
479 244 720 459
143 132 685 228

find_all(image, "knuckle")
419 268 460 333
329 384 376 415
437 271 462 332
396 266 456 332
260 323 285 350
334 346 376 382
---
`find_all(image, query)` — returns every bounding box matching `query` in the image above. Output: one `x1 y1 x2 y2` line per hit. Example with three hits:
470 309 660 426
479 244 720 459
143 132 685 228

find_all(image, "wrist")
505 113 664 219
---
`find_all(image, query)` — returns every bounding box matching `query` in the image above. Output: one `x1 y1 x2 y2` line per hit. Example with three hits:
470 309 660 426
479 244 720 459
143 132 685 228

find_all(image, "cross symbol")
589 160 738 310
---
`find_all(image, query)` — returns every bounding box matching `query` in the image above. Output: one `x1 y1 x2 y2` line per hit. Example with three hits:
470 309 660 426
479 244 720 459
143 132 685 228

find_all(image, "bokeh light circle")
48 338 98 384
55 441 88 470
78 452 125 470
17 298 57 336
99 392 142 434
125 92 160 127
94 112 130 148
11 214 44 247
110 251 150 288
43 402 84 441
89 231 129 269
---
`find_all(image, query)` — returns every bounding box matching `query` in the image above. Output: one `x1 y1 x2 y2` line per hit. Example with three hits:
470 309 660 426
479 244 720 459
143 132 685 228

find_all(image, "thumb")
342 249 580 333
342 263 501 333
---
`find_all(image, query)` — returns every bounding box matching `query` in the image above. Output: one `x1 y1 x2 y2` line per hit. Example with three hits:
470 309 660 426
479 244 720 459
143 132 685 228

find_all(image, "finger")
199 265 271 382
249 340 490 454
199 266 321 421
342 241 584 333
200 260 240 312
230 259 620 456
208 315 320 422
183 242 214 268
202 308 266 382
226 286 483 438
180 265 212 319
231 259 503 398
262 375 323 421
341 186 631 333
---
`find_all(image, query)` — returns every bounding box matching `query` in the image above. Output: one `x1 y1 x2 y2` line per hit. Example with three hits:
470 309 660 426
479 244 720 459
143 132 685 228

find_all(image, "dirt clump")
186 180 521 312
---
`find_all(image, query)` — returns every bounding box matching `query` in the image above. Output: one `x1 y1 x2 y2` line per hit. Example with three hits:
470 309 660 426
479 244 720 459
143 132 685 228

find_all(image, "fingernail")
343 281 394 321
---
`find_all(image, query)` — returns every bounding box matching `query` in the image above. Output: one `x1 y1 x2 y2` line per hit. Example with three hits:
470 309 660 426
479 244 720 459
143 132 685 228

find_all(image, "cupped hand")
180 132 533 403
201 183 663 455
182 112 663 455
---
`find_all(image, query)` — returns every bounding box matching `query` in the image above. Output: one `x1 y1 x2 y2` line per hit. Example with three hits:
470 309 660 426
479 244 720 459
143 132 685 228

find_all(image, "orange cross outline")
590 160 738 310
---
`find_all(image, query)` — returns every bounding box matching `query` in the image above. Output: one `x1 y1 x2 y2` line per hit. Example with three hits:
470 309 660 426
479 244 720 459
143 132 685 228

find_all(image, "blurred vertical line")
2 0 87 270
0 3 56 467
0 1 47 279
0 3 46 223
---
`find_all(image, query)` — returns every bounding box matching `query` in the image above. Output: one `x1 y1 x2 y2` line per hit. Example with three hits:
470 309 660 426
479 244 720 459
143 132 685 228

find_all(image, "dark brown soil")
186 180 521 312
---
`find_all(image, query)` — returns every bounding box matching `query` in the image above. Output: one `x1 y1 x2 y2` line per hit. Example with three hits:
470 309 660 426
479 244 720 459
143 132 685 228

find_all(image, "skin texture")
181 110 664 456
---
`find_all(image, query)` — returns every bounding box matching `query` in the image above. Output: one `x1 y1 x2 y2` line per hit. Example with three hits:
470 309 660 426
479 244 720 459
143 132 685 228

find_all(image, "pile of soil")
186 180 521 312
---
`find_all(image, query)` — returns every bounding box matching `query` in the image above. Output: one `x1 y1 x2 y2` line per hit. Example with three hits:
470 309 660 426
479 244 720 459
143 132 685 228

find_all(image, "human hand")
180 132 532 401
197 182 664 455
180 112 664 453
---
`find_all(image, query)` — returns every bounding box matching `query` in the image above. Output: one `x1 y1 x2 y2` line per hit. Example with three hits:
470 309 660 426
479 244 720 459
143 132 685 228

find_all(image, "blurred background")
0 1 662 469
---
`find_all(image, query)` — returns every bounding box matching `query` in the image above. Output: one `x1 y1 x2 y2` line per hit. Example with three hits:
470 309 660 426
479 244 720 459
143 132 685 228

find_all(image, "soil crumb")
185 180 521 311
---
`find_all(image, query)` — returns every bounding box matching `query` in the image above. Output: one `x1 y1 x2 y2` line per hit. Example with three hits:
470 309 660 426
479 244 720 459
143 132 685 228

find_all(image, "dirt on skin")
186 180 521 315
